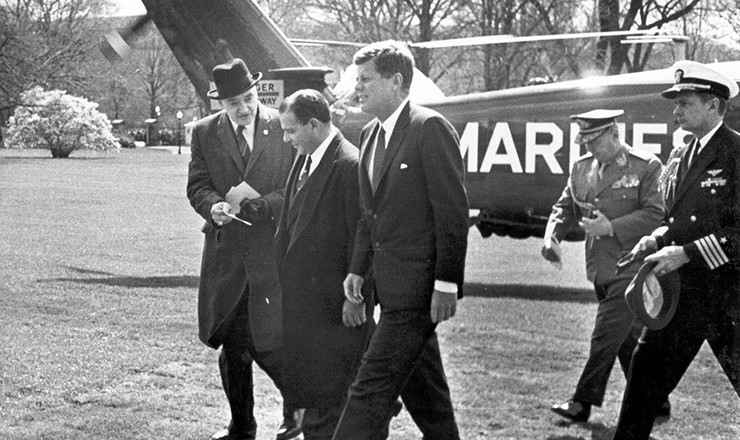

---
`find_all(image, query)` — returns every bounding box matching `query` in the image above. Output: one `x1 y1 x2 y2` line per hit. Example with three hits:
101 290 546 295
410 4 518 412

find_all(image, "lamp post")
176 110 183 154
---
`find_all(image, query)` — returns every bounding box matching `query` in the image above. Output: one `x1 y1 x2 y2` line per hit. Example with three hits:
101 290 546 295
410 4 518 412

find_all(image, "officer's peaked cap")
661 60 739 100
570 109 624 144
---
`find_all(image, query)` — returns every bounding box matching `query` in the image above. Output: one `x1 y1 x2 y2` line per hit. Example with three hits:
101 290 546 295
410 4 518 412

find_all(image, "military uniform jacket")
546 145 665 284
187 105 294 350
657 124 740 314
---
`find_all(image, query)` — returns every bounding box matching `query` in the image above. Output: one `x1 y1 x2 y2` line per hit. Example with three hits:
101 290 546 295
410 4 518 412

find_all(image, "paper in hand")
225 182 261 214
547 238 563 270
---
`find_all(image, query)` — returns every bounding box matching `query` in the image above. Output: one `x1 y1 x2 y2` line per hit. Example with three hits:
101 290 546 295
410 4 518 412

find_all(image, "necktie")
295 155 311 192
236 125 251 166
679 138 697 182
372 126 386 192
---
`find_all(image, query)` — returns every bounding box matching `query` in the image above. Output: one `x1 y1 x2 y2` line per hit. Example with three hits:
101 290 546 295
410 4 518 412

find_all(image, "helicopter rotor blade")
291 30 675 51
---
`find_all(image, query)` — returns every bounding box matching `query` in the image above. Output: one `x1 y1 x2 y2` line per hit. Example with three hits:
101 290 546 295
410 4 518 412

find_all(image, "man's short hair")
696 91 728 116
279 89 331 124
353 40 414 91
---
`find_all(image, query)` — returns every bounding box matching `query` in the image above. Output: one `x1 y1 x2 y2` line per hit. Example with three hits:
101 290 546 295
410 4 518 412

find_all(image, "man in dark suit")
332 40 469 440
275 89 375 440
612 60 740 439
541 110 666 423
187 58 301 440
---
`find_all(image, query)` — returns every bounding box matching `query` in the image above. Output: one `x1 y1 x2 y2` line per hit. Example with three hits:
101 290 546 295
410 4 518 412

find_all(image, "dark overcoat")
187 105 293 350
350 103 469 310
275 132 374 407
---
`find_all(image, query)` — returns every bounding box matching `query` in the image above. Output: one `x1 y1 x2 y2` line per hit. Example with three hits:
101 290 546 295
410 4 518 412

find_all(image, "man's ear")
392 72 404 90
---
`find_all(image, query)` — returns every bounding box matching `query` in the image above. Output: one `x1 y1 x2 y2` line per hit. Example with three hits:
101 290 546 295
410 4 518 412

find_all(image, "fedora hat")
207 58 262 100
624 261 680 330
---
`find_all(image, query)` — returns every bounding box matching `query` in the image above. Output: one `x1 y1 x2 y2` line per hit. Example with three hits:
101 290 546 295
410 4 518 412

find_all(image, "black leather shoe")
211 427 256 440
550 400 591 422
657 400 671 418
276 410 302 440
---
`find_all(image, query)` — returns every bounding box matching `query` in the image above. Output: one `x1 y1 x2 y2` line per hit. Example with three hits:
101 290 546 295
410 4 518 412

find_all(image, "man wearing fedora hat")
541 109 666 423
187 58 301 440
612 60 740 439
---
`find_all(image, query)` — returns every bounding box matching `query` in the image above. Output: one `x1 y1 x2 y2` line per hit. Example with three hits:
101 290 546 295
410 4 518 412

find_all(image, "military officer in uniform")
541 109 666 422
612 61 740 440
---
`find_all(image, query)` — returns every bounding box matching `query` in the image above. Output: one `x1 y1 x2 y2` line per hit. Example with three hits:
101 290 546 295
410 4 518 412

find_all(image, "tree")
597 0 700 74
453 0 585 92
303 0 472 76
126 22 200 144
5 87 118 158
0 0 115 115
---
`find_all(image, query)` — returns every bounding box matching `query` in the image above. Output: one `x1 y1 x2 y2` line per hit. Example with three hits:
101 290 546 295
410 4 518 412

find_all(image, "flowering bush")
5 87 119 158
158 128 175 145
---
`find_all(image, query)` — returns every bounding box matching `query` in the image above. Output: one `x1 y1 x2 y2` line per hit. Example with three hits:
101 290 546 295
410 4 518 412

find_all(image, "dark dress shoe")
211 427 256 440
657 400 671 418
276 413 302 440
550 400 591 422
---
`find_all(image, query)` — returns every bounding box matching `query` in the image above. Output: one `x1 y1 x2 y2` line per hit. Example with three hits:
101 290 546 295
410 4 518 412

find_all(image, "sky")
112 0 147 16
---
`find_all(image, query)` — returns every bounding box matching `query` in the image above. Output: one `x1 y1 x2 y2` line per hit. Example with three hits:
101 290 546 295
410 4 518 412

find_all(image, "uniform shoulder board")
626 147 655 162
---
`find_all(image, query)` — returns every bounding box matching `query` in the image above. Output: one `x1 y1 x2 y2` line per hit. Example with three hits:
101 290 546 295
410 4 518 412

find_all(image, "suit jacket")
657 123 740 315
349 102 469 310
187 104 294 350
275 132 374 407
546 145 665 284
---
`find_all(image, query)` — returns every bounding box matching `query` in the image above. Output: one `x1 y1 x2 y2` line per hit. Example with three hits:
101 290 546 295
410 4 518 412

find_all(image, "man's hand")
240 197 271 223
644 245 689 276
342 299 367 328
430 289 457 323
579 210 613 237
631 235 659 256
343 273 364 304
210 201 233 226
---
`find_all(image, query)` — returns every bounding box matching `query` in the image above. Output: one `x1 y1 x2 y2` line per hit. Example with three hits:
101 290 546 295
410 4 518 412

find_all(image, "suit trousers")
573 278 643 406
612 282 740 440
218 287 293 436
302 404 344 440
332 308 459 440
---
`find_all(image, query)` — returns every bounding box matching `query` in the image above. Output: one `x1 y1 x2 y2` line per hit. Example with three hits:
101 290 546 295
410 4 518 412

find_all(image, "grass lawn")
0 148 738 439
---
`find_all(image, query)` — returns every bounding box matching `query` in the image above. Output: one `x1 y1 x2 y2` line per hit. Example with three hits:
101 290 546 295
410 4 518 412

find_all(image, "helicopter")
103 0 740 241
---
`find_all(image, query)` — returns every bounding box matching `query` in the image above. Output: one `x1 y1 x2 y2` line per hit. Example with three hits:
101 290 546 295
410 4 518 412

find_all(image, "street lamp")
176 110 183 154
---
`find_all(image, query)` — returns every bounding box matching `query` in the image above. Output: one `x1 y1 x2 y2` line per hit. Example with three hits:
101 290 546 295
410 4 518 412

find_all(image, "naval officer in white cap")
541 109 666 423
613 60 740 439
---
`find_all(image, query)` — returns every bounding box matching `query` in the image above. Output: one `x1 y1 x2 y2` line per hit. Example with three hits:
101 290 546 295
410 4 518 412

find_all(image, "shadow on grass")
48 275 198 288
464 282 594 303
62 266 117 276
43 266 199 288
547 421 613 440
0 155 112 160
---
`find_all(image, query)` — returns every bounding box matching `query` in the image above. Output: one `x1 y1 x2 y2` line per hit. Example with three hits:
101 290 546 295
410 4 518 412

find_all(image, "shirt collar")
306 126 337 177
698 121 723 153
228 116 255 139
379 97 410 144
